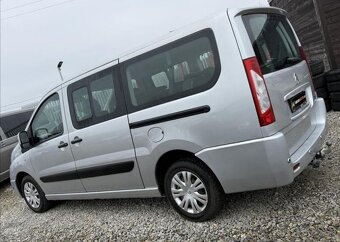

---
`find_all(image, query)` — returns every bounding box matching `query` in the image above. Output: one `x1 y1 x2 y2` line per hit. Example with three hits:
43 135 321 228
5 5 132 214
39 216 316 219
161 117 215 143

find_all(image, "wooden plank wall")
270 0 330 70
315 0 340 69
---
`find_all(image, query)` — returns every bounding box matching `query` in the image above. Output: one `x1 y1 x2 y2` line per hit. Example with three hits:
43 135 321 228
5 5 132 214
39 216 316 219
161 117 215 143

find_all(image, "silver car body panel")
10 7 328 201
24 88 86 195
125 13 262 188
197 98 327 193
10 149 35 196
63 97 145 192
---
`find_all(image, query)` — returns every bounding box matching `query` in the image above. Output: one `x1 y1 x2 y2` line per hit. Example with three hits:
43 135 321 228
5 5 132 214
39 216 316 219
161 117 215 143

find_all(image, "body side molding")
40 161 134 183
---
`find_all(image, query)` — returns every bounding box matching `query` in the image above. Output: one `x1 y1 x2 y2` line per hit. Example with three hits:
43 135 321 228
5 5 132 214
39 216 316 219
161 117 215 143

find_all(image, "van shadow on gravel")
0 179 10 190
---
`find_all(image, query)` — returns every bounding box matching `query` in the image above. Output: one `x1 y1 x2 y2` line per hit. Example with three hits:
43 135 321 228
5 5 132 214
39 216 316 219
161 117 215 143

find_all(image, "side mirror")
19 131 31 151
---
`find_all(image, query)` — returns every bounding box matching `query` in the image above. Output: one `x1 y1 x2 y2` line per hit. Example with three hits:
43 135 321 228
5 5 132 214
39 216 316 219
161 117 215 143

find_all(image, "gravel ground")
0 112 339 241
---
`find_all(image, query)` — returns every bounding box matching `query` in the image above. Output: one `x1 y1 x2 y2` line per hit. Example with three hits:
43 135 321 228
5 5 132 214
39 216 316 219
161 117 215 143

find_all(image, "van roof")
41 1 270 101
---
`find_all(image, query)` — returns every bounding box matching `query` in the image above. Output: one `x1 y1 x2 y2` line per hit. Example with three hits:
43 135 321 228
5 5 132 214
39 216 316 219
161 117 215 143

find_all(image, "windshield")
243 13 302 75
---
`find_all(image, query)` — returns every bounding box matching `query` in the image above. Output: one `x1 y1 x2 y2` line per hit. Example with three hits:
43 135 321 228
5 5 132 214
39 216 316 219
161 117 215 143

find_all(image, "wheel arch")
155 149 222 195
16 172 30 197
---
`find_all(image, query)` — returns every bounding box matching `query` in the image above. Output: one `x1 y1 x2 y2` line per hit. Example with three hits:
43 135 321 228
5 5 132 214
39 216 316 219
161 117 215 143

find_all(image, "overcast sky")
0 0 268 113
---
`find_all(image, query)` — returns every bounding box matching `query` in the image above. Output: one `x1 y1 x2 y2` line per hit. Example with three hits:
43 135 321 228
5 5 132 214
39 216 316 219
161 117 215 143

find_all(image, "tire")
313 73 326 89
164 158 224 222
309 59 325 77
325 69 340 83
315 87 329 100
327 81 340 92
331 100 340 111
325 99 332 112
21 176 51 213
330 92 340 102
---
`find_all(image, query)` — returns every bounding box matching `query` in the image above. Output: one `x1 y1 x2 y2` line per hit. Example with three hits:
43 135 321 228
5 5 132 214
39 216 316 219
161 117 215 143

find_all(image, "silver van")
11 7 328 221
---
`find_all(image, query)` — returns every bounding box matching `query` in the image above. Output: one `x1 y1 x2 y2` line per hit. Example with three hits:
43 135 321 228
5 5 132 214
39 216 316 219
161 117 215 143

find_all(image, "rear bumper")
289 99 327 176
196 98 327 194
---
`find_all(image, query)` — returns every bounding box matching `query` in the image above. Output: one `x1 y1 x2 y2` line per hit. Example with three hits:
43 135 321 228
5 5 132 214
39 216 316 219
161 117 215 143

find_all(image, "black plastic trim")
129 105 210 129
40 161 134 183
40 170 78 183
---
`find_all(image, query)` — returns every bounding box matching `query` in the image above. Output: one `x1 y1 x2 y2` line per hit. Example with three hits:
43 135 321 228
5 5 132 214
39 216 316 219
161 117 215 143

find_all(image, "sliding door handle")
71 136 83 144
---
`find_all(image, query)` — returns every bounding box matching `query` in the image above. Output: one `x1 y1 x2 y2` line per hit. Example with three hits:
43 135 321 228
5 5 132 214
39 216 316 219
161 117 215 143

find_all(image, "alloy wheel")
24 182 41 209
170 171 208 214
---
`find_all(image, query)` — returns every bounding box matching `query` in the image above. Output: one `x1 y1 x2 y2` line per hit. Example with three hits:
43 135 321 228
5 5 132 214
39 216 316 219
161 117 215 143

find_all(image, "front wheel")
21 176 51 213
164 158 224 221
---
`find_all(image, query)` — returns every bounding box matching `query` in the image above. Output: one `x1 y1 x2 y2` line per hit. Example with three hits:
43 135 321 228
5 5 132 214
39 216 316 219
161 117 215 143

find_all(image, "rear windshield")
243 14 302 75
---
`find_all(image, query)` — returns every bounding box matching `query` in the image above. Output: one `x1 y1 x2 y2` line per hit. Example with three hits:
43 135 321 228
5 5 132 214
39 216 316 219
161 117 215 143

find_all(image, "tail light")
299 46 308 62
300 46 312 77
243 57 275 127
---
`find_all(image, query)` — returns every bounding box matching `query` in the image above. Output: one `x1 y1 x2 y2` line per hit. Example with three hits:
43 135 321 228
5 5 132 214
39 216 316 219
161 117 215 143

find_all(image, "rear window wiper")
286 57 302 64
276 56 302 69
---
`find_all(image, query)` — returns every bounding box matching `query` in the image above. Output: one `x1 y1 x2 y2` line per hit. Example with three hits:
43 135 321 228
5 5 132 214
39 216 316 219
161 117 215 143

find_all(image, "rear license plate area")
289 91 307 113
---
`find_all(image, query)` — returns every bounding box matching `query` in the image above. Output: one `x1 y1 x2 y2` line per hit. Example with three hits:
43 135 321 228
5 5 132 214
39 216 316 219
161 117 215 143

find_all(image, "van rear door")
229 8 317 155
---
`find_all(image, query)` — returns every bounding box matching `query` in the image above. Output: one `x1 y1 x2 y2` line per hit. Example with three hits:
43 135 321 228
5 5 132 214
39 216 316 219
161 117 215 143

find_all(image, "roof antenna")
57 61 64 82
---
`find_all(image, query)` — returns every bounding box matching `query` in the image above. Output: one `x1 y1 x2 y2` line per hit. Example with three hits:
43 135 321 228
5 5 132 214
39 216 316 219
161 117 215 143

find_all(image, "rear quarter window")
121 29 221 112
243 14 302 75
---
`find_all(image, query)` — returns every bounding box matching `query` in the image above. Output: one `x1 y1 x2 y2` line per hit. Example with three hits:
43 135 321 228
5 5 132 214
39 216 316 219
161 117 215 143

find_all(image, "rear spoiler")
228 7 287 18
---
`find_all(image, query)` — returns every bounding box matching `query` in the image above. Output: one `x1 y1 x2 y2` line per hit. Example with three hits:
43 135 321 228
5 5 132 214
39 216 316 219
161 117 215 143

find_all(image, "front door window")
31 94 63 143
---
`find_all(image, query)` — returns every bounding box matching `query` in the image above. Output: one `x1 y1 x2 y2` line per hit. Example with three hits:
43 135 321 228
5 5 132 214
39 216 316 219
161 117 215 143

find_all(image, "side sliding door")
63 62 144 192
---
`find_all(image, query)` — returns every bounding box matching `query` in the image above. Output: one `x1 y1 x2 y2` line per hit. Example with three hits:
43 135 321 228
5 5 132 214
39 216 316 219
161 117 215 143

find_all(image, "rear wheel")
330 92 340 102
309 59 325 77
325 69 340 83
331 100 340 111
164 158 224 221
21 176 51 213
327 82 340 92
313 73 326 89
326 70 340 92
315 87 329 100
325 99 332 112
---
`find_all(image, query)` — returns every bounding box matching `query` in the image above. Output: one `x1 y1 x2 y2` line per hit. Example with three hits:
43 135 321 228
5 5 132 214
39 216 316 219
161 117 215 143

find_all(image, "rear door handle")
71 136 83 144
58 141 68 149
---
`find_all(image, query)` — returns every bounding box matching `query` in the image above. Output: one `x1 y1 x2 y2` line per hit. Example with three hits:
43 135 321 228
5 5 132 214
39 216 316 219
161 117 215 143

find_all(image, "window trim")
67 66 126 130
29 92 64 146
120 28 221 113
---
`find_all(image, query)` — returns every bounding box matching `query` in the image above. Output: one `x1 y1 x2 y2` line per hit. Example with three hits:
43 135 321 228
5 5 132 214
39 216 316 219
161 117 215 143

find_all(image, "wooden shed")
270 0 340 70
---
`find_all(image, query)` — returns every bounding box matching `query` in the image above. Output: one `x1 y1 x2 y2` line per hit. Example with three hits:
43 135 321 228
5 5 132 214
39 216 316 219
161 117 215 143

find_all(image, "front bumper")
196 98 328 194
11 179 22 197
